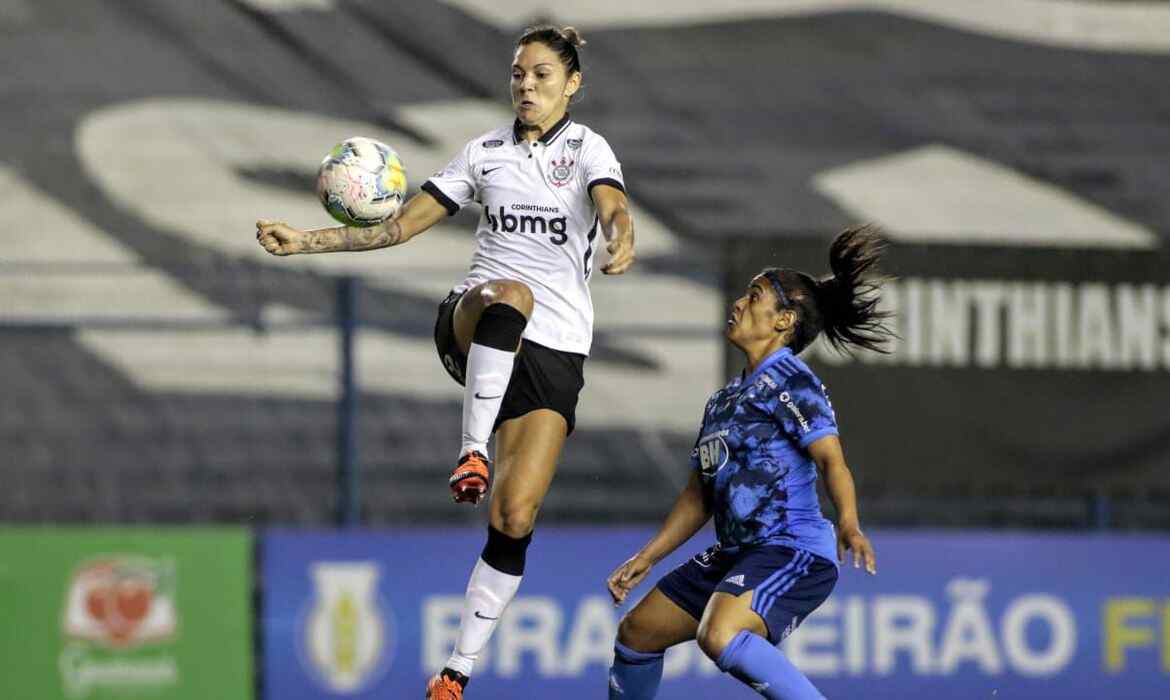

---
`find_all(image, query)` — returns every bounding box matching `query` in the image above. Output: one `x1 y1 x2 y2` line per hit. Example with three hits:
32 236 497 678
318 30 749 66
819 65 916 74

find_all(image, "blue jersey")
691 347 839 564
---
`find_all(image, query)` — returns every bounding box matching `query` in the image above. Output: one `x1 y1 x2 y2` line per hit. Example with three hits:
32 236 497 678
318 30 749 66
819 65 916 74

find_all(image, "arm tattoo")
303 221 402 253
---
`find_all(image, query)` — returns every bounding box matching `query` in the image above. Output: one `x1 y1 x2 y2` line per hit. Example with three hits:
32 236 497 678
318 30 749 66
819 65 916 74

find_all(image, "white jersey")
422 115 625 356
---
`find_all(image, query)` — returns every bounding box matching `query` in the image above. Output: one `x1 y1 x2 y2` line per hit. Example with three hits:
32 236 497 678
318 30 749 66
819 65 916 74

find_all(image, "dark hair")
761 225 894 355
517 25 586 76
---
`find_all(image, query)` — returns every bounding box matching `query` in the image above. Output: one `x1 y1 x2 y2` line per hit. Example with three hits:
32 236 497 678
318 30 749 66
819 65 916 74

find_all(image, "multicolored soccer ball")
316 137 407 227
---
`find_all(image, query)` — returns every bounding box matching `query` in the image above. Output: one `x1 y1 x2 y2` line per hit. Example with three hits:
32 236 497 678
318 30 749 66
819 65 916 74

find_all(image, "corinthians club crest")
302 562 392 693
548 156 575 187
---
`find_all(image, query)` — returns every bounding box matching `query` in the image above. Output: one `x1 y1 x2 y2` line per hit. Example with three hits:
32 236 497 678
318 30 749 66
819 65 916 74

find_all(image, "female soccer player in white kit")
255 26 634 700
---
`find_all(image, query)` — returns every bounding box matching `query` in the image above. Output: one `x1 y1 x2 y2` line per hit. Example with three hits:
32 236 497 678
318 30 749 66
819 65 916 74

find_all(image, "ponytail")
814 226 893 355
761 225 893 355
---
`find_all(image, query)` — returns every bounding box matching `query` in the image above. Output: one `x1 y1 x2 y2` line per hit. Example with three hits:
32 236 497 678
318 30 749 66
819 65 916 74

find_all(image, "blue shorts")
655 543 838 644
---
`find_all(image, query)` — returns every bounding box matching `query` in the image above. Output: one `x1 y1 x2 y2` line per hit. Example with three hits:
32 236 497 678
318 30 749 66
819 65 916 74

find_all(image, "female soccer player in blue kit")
605 227 892 700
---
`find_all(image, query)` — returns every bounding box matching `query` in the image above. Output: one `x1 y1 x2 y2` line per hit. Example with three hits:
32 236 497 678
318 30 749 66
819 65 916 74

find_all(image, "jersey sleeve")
422 140 477 216
580 134 625 198
773 373 839 448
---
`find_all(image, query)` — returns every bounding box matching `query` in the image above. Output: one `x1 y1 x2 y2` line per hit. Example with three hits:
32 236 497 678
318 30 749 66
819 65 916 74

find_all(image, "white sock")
444 558 523 677
460 343 515 457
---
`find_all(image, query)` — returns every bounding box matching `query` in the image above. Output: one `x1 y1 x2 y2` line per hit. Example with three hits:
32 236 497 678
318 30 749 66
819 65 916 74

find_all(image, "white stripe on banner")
813 144 1157 250
442 0 1170 54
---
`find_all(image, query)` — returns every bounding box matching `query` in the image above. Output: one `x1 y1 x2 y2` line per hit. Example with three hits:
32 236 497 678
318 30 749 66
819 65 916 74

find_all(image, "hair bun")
560 26 586 48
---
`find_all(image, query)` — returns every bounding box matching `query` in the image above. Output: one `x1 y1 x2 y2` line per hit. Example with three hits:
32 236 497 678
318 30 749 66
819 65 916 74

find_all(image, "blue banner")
261 529 1169 699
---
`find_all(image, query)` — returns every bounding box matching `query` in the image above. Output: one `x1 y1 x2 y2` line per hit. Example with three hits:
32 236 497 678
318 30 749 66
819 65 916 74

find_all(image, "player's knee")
479 280 534 316
494 499 539 538
616 612 657 652
696 620 739 661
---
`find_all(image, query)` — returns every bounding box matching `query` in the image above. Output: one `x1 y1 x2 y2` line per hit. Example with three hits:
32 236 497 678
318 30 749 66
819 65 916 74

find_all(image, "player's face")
511 42 580 130
726 276 792 349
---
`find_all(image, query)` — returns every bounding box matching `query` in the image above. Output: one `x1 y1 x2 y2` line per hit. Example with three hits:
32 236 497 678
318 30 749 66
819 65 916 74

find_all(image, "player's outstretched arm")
255 190 449 256
809 436 877 575
607 471 709 604
592 184 635 275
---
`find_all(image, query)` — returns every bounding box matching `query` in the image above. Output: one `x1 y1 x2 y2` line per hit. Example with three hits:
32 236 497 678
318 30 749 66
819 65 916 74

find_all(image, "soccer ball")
316 137 407 227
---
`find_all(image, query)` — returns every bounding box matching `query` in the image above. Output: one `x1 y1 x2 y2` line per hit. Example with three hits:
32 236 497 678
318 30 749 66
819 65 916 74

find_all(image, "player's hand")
607 554 652 605
601 220 635 275
838 526 877 575
256 219 308 256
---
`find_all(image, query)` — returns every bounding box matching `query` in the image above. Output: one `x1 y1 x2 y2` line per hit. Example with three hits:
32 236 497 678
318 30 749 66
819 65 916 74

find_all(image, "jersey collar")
739 346 795 389
512 113 573 145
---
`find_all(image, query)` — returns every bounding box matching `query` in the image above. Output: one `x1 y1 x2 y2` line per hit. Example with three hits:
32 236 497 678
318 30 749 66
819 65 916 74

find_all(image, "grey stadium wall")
2 0 1168 526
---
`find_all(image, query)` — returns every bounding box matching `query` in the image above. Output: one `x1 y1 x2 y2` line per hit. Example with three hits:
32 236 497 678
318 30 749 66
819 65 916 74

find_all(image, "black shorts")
433 290 586 435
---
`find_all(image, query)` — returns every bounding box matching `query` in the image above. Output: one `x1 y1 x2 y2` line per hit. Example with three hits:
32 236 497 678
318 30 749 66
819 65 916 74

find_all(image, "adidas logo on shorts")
724 574 746 587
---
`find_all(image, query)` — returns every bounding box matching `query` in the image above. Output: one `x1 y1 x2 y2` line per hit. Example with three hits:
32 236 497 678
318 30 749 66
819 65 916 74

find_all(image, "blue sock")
715 630 825 699
608 641 665 699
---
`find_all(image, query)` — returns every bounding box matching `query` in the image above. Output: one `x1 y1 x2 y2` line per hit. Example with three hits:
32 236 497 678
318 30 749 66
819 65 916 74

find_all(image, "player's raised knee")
493 499 539 538
478 280 534 316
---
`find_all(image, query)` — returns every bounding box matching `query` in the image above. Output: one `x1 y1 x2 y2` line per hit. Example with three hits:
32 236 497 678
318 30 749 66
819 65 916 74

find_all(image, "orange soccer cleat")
449 451 491 505
425 672 466 700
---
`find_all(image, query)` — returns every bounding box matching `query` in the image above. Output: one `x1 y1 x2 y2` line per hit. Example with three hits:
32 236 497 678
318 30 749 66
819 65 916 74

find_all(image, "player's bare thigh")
488 409 567 537
617 588 700 654
452 279 535 355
